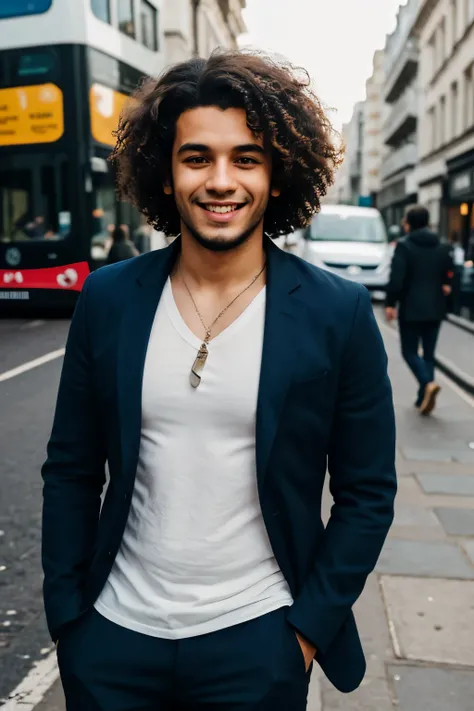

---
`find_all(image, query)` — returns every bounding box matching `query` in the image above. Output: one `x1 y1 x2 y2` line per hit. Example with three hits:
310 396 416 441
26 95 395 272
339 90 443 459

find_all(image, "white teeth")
205 205 238 213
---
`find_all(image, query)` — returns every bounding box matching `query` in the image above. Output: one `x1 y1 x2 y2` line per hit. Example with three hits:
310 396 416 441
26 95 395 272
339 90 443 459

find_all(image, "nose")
205 159 238 195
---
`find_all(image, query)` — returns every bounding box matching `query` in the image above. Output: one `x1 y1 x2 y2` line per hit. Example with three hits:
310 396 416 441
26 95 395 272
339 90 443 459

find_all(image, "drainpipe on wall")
192 0 201 57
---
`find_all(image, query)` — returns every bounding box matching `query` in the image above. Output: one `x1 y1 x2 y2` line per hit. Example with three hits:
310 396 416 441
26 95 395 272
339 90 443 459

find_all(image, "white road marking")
0 349 65 383
20 320 45 330
0 651 58 710
379 321 474 409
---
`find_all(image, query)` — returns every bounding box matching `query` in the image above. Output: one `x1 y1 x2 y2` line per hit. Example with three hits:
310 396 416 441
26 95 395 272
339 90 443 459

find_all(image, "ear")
271 186 281 198
163 183 173 195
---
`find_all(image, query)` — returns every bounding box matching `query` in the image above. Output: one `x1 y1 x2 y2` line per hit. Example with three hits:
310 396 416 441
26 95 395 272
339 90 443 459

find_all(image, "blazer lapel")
256 240 302 492
116 236 302 491
117 239 180 484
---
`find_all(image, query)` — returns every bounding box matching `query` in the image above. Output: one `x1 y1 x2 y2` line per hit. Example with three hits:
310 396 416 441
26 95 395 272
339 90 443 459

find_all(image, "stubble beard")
180 206 266 253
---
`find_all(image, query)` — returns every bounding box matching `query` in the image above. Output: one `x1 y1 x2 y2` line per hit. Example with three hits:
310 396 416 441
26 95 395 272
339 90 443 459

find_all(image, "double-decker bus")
0 0 163 309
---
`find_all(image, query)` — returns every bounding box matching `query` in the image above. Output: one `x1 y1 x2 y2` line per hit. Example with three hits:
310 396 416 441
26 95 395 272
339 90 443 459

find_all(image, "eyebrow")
177 143 265 155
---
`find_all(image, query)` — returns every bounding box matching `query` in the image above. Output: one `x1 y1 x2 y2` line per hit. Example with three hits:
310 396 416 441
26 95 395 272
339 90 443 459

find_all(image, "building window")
118 0 135 39
451 0 458 48
429 106 438 150
439 17 446 65
464 66 474 130
0 0 52 19
451 82 458 138
428 31 437 78
91 0 110 23
140 0 159 50
440 96 446 145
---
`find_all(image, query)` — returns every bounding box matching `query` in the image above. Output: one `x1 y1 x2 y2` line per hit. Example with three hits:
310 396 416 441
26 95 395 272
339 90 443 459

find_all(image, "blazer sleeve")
41 274 106 641
287 286 397 655
385 241 407 308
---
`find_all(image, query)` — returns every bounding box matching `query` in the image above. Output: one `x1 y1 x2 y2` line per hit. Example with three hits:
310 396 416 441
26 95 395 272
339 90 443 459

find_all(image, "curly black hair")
110 49 343 238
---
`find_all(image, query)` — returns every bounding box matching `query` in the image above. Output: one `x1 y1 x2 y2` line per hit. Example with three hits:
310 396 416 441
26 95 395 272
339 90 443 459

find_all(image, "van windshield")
309 213 387 243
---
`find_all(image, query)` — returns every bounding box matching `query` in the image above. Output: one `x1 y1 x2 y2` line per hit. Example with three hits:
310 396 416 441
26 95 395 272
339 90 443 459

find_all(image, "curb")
446 313 474 336
435 352 474 397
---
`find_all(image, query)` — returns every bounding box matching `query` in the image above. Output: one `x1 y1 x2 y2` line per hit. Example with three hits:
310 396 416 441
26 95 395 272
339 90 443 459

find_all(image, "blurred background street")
1 0 474 710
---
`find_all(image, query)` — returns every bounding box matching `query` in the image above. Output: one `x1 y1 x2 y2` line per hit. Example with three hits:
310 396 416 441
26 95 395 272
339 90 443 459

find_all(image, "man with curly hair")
42 50 397 710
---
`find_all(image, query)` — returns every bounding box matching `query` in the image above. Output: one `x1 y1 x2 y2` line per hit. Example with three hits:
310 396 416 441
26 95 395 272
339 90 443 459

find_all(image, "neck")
177 226 266 288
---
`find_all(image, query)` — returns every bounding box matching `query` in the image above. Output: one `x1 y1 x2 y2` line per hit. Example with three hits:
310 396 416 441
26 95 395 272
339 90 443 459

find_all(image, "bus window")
0 0 53 20
15 51 58 80
0 157 71 243
91 0 111 25
91 169 116 259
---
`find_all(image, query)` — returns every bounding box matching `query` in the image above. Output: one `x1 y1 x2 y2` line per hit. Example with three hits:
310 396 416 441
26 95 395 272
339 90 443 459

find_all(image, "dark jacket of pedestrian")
385 227 453 322
106 226 140 265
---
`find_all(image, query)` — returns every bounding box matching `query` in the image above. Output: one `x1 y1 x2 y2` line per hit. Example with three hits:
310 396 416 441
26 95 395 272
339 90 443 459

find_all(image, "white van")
301 205 393 295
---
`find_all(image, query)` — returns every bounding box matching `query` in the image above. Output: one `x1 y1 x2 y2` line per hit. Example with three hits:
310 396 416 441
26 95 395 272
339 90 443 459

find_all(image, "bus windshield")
0 155 71 243
0 0 52 20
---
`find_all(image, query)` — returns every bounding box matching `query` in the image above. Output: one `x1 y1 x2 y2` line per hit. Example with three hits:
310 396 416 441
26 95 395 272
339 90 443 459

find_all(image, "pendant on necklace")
190 341 209 388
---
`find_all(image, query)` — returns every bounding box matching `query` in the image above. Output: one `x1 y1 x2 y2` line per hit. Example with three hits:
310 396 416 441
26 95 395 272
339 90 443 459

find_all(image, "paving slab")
401 446 474 464
435 507 474 535
389 664 474 711
381 576 474 665
400 447 455 463
376 539 474 578
393 504 442 528
321 677 394 711
32 680 64 711
416 473 474 496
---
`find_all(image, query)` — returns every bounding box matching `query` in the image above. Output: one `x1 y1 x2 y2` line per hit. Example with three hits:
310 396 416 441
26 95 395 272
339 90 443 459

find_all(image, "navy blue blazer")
42 237 397 693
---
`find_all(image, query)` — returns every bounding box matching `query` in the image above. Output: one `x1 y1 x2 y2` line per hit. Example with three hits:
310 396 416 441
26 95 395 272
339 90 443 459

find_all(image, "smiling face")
165 106 280 252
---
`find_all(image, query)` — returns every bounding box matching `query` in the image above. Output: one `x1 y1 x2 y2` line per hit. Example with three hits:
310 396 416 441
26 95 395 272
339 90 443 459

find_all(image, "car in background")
301 205 393 298
273 229 304 253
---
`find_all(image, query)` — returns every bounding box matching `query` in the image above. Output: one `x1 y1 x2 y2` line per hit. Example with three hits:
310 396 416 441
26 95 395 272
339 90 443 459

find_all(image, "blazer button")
107 550 112 557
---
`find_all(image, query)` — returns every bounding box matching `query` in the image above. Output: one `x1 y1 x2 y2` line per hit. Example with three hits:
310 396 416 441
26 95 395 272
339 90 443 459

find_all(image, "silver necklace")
179 261 267 388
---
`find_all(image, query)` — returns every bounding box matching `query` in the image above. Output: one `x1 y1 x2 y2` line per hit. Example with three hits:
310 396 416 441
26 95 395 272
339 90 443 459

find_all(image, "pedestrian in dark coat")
385 205 453 415
106 225 140 264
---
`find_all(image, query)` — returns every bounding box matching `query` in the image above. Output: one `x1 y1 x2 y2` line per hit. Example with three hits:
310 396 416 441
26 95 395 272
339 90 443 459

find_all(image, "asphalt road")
0 308 473 708
0 318 68 703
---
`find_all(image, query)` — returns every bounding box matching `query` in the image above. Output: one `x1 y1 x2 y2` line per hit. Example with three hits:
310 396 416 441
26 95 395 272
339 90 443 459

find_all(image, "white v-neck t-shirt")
95 278 292 639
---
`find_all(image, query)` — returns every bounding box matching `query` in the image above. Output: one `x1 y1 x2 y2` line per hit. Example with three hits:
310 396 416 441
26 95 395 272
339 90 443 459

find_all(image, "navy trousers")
57 606 313 710
398 320 441 388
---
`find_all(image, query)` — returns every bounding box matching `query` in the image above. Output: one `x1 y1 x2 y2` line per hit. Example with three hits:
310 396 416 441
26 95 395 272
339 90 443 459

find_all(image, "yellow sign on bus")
90 83 131 148
0 83 64 146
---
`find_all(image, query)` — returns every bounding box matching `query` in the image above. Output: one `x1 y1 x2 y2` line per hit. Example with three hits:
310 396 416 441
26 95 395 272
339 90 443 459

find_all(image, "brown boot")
419 382 441 416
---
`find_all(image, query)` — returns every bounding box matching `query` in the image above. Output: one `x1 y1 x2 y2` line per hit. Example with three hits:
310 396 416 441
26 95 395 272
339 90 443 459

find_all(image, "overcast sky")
240 0 404 131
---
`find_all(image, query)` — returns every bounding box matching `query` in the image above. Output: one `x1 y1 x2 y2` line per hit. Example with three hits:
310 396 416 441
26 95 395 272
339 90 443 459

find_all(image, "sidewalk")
23 310 474 711
318 312 474 711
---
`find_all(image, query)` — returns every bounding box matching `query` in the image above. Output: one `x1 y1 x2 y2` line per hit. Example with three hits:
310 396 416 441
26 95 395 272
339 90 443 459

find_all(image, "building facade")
379 0 421 230
361 50 387 208
414 0 474 247
329 103 365 206
163 0 246 66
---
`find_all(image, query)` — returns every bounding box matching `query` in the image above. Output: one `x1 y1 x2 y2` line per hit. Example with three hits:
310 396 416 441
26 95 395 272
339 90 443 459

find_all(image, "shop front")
446 151 474 321
446 151 474 257
378 175 417 231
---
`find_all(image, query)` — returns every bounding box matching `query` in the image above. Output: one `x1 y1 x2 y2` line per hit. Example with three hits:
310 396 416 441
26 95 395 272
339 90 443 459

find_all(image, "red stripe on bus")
0 262 90 292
